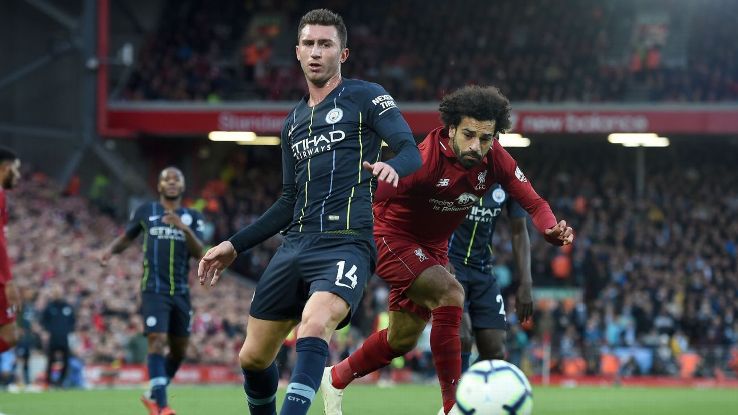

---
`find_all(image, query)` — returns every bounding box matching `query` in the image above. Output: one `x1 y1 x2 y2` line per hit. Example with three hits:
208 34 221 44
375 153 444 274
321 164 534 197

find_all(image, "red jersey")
373 127 559 250
0 189 11 284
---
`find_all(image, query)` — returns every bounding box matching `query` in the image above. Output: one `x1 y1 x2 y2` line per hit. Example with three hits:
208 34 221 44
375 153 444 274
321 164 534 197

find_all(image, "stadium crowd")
3 138 737 386
122 0 738 102
5 173 251 386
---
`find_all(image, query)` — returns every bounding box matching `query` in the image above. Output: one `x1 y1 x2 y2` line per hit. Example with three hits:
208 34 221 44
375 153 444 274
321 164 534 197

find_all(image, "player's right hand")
544 220 574 245
363 161 399 187
98 250 112 267
198 241 237 287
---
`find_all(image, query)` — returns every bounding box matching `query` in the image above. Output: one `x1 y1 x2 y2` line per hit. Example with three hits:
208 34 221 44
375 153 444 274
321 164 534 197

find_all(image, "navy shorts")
140 292 193 337
451 260 507 330
250 233 376 330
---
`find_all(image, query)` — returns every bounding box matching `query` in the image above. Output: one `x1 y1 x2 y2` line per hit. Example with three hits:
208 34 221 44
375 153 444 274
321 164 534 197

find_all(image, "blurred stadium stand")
1 0 737 387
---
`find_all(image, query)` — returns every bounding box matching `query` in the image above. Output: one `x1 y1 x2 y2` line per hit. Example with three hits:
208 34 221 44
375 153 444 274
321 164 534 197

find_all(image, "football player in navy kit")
198 9 421 415
100 166 204 415
448 184 532 372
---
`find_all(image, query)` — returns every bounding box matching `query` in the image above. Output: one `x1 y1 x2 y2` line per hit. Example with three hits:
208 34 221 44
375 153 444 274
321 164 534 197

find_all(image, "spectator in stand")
41 284 76 388
122 0 738 103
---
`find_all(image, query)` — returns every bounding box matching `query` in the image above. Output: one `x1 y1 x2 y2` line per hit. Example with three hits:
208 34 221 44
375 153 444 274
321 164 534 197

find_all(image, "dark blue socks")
243 362 278 415
279 337 329 415
147 353 168 408
461 352 472 373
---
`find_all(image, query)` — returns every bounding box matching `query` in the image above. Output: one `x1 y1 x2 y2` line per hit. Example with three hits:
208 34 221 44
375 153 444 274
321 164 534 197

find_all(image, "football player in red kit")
0 146 21 353
322 86 573 414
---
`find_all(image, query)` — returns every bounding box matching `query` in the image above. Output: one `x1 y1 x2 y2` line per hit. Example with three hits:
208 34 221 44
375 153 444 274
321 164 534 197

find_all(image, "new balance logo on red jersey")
437 178 450 187
515 166 528 182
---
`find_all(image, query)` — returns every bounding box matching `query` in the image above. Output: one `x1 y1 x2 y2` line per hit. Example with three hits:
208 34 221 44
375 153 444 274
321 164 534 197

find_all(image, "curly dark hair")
297 9 348 49
0 146 17 163
439 85 512 134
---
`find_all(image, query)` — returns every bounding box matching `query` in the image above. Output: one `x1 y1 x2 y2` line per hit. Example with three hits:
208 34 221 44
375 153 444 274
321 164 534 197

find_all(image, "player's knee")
438 278 464 308
300 301 348 338
238 348 272 371
147 334 168 354
298 316 332 339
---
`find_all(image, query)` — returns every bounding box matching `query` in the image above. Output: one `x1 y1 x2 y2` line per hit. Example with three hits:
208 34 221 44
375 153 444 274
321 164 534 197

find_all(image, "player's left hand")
516 282 533 323
5 281 20 315
544 220 574 245
162 211 186 229
363 161 399 187
198 241 237 287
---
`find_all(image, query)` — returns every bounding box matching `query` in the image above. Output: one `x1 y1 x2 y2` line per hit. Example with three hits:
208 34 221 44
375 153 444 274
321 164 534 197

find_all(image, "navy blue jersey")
448 184 526 271
281 78 415 238
125 202 205 295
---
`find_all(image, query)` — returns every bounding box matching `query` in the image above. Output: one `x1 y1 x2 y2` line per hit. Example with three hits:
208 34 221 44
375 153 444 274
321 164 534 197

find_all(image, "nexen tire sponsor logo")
372 94 397 113
292 130 346 160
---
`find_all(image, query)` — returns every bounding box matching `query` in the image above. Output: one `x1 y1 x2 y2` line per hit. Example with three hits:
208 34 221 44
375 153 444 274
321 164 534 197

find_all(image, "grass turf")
1 384 737 414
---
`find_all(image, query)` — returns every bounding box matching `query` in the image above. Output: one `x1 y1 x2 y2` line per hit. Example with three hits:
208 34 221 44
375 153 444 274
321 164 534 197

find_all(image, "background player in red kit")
0 146 21 353
322 86 574 414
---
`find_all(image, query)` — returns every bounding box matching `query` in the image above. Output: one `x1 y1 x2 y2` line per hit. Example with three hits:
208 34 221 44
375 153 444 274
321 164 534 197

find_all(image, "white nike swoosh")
148 215 161 221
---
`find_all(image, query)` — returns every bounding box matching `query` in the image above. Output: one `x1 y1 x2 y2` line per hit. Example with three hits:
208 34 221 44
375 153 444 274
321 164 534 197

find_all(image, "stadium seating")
9 173 251 369
121 0 738 102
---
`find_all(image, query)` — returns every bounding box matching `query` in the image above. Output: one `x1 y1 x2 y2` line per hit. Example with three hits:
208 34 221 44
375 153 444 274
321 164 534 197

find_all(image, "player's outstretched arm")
198 241 237 287
98 234 133 266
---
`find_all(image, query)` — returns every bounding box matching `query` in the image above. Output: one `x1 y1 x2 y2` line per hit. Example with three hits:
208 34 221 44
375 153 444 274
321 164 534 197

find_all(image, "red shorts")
0 283 16 325
374 235 448 321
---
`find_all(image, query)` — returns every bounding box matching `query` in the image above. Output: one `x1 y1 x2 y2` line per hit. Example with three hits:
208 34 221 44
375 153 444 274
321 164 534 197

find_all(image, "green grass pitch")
1 384 736 414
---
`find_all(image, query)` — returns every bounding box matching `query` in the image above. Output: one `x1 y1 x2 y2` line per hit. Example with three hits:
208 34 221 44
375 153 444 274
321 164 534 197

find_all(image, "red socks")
431 306 463 414
330 307 462 414
331 329 400 389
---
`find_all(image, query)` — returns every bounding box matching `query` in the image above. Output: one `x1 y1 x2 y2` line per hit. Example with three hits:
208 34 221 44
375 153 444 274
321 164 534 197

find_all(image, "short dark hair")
0 146 17 163
297 9 347 49
439 85 512 134
159 166 184 180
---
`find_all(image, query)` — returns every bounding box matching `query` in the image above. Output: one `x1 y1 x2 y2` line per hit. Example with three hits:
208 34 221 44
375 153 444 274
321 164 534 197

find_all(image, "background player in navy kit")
198 9 421 415
99 167 204 415
448 184 532 372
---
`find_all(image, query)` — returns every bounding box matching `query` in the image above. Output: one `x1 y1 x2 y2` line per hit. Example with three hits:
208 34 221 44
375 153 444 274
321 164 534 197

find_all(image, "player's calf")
476 328 507 361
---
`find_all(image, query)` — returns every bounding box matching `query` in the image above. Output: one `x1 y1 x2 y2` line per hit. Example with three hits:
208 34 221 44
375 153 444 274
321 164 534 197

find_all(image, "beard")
2 176 14 190
451 137 482 169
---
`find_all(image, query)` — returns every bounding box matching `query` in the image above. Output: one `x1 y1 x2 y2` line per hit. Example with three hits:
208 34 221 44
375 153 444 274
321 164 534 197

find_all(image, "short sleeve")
189 209 206 240
124 205 145 240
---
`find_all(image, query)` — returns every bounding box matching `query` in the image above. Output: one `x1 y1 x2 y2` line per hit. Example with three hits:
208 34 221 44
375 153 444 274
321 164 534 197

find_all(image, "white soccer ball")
455 360 533 415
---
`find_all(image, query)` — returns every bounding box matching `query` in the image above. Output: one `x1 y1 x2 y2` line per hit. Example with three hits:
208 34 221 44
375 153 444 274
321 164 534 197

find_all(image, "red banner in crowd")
82 364 738 388
106 103 738 136
84 364 241 386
